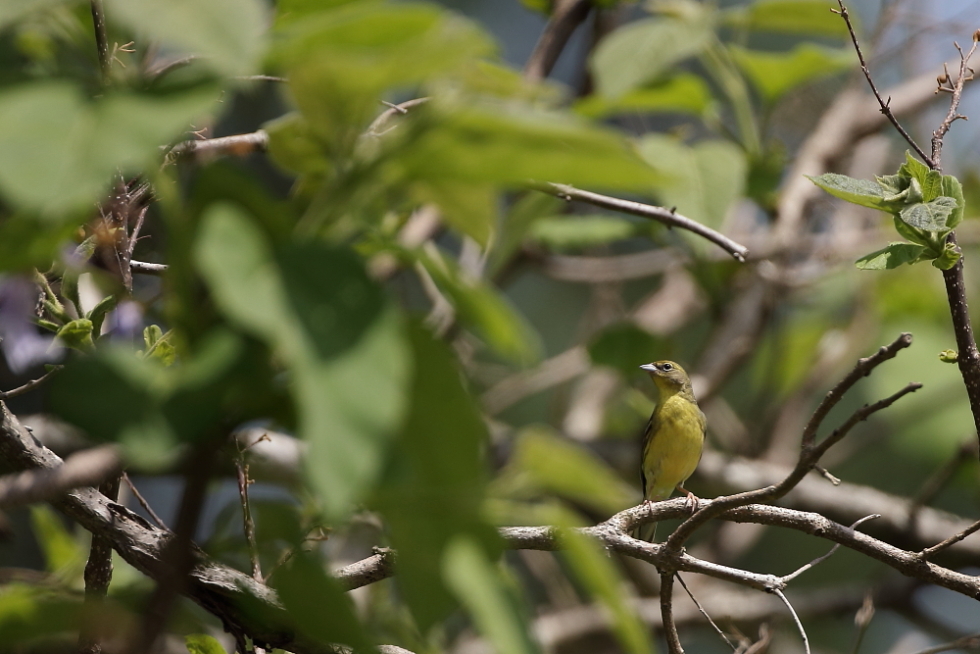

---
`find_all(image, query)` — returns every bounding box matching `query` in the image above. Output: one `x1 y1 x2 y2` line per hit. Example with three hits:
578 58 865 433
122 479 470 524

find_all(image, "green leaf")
0 83 217 216
637 134 746 228
0 584 80 644
807 173 899 212
730 43 852 103
377 324 501 630
529 215 640 251
941 174 966 229
855 242 926 270
194 204 410 517
502 426 638 514
0 217 80 272
444 536 541 654
86 295 118 338
274 3 494 144
723 0 852 38
394 104 662 192
56 319 94 352
933 242 962 270
185 634 227 654
574 74 713 118
416 249 541 364
892 214 931 246
559 525 654 654
411 180 496 246
274 552 372 652
30 505 82 574
588 323 665 377
488 192 562 278
106 0 267 77
898 197 958 231
591 16 712 99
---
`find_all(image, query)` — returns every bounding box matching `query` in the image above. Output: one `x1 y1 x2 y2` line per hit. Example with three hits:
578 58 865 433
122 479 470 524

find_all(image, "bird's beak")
639 364 657 372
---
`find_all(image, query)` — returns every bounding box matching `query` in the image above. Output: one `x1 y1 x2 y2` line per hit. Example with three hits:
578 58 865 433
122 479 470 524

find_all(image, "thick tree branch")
523 0 592 82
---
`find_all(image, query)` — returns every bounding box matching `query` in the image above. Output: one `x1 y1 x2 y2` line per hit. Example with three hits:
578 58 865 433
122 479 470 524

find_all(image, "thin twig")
674 573 737 651
121 472 169 531
774 588 810 654
538 182 750 262
919 517 980 561
660 572 684 654
235 444 262 581
166 130 270 163
0 367 61 400
801 333 913 448
834 1 932 165
930 35 979 169
366 97 431 136
781 515 879 583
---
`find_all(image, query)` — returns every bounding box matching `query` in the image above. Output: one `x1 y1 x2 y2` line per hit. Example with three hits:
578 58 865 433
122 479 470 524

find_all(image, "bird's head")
640 360 693 394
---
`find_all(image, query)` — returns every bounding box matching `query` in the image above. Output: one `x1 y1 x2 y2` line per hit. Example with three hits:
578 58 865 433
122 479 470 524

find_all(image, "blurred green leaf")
0 584 79 644
195 204 410 517
411 180 496 246
559 524 654 654
488 192 563 278
275 552 371 651
855 243 927 270
86 295 118 339
574 74 713 118
730 44 852 103
56 319 94 352
638 134 746 228
529 215 640 251
264 113 331 177
588 323 665 377
0 83 217 216
378 324 501 630
444 536 540 654
106 0 267 77
723 0 852 38
30 505 82 575
932 242 962 270
394 104 662 192
416 248 541 364
501 426 638 513
0 217 80 272
591 16 712 99
185 634 227 654
274 3 494 146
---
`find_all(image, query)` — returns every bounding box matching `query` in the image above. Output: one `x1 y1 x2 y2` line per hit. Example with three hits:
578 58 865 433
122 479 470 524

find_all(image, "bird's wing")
639 411 660 499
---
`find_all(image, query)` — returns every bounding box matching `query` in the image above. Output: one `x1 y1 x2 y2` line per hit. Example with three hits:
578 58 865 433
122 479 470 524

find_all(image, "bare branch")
834 1 932 165
660 572 683 654
89 0 109 83
523 0 592 82
801 332 913 448
780 515 879 584
774 588 810 654
0 366 61 400
919 517 980 561
538 182 750 262
167 130 270 163
130 260 167 275
931 35 979 168
122 472 169 531
0 444 120 509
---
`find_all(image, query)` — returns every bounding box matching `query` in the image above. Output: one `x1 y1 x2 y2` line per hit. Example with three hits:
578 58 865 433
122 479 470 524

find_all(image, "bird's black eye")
662 363 673 371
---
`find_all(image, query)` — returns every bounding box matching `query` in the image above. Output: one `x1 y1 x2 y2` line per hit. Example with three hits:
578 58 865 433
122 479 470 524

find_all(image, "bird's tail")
635 521 658 543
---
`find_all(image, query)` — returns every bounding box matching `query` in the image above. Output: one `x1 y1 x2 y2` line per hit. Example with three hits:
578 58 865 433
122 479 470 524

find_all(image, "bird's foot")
677 486 700 513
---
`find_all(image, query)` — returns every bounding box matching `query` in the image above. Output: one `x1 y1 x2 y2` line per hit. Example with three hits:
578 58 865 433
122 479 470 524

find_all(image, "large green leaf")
559 521 654 654
0 83 216 216
273 3 494 142
194 205 410 517
855 242 927 270
723 0 852 38
730 44 853 103
499 427 638 514
574 74 713 118
444 536 540 654
274 552 372 651
638 134 746 228
394 104 662 192
591 16 713 99
106 0 267 77
807 173 900 213
898 197 958 231
377 324 501 630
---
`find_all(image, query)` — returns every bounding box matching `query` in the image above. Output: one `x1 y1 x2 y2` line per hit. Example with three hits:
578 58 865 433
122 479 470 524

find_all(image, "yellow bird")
637 361 706 542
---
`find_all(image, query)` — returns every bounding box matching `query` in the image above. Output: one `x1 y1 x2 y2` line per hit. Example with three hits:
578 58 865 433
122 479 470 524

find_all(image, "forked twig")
919 516 980 561
781 515 879 583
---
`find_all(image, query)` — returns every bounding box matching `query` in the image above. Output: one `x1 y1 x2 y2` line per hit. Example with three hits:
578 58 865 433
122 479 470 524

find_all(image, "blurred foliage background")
1 0 980 653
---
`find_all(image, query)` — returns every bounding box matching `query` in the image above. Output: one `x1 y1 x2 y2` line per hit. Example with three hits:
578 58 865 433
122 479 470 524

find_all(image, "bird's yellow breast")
642 393 706 501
